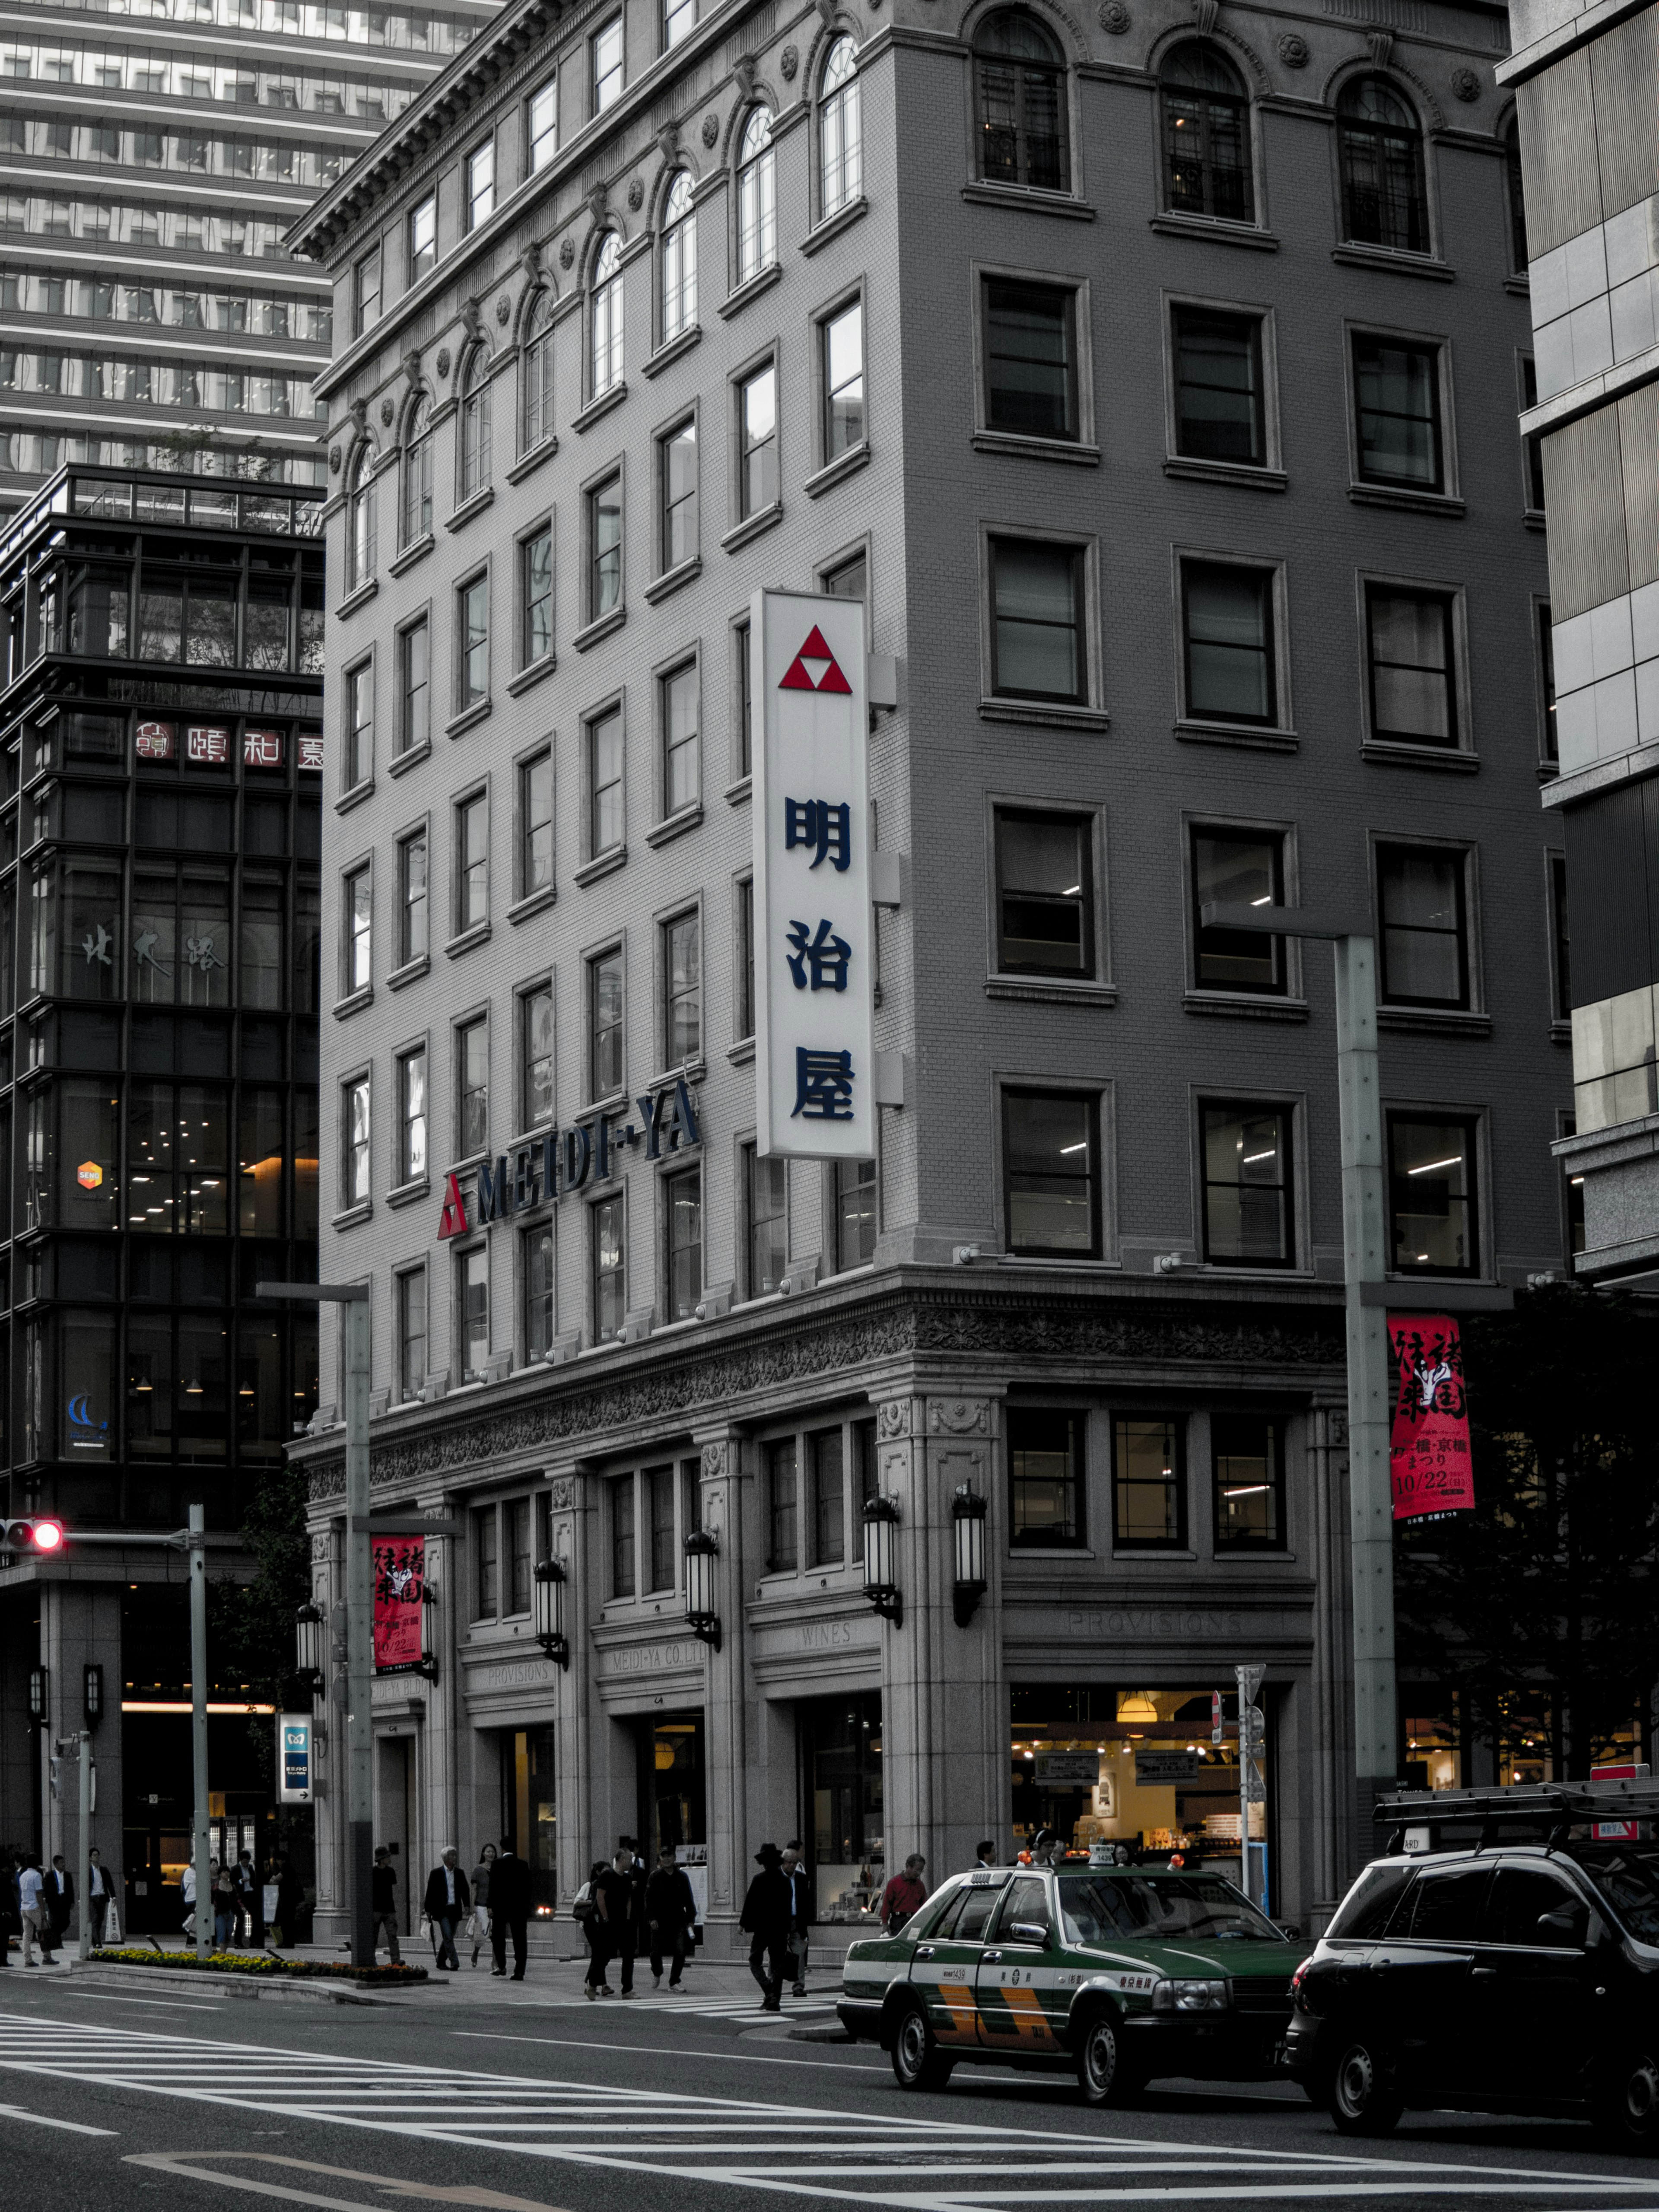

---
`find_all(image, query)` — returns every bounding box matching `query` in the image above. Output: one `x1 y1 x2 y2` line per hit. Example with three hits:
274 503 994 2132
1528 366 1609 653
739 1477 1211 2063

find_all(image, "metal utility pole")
1236 1663 1266 1907
76 1728 92 1961
257 1280 372 1968
189 1500 210 1960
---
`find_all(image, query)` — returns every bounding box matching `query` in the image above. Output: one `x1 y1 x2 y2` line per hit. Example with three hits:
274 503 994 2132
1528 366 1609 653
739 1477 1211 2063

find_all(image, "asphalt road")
0 1960 1657 2212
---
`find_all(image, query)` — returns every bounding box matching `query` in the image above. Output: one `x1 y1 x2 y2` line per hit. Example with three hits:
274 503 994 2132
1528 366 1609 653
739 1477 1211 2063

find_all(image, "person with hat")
739 1843 791 2012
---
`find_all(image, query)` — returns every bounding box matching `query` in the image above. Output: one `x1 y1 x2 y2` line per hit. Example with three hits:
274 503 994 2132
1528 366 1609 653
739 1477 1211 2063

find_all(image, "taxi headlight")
1152 1978 1230 2014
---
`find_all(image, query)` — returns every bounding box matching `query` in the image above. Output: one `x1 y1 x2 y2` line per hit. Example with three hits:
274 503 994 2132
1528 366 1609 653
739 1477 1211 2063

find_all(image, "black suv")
1284 1815 1659 2147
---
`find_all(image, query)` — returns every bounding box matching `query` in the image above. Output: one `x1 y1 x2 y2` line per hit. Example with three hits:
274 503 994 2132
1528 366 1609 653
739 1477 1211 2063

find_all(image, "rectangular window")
398 831 427 966
520 749 554 899
1113 1416 1183 1548
398 1046 427 1183
766 1436 798 1572
989 536 1084 703
834 1156 876 1270
1189 826 1284 995
523 1221 555 1359
454 792 487 934
459 1243 489 1376
1538 602 1556 763
823 300 865 458
522 525 553 666
528 79 557 173
343 1073 369 1206
1200 1100 1293 1267
588 706 622 855
810 1426 844 1564
344 660 372 788
593 1191 626 1338
506 1496 532 1614
1010 1407 1082 1548
1172 306 1264 464
1003 1089 1097 1256
663 909 700 1066
852 1417 878 1560
589 947 623 1097
647 1463 676 1591
355 244 381 335
661 420 696 572
397 617 428 754
1353 334 1442 492
1389 1114 1478 1275
458 574 488 708
1367 585 1457 748
984 279 1074 441
397 1266 426 1401
521 982 554 1129
664 1163 701 1319
739 362 778 517
589 475 621 619
610 1472 636 1596
735 617 753 776
1214 1412 1284 1550
1550 852 1570 1021
1377 843 1468 1008
457 1014 488 1157
1182 561 1274 725
408 194 436 285
736 875 755 1040
745 1142 786 1296
661 661 698 817
466 140 495 231
1521 354 1545 511
663 0 695 48
474 1502 499 1618
994 809 1092 976
591 17 622 113
343 863 371 994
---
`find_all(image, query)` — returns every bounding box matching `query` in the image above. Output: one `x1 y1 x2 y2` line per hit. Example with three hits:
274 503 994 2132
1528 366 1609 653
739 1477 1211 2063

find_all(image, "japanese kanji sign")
1387 1312 1475 1524
298 731 324 773
753 592 874 1162
135 721 175 761
244 727 284 769
373 1536 425 1673
185 724 229 765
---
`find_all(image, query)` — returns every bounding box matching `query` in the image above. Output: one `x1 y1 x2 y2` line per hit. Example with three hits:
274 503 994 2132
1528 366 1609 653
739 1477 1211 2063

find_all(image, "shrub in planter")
91 1947 426 1984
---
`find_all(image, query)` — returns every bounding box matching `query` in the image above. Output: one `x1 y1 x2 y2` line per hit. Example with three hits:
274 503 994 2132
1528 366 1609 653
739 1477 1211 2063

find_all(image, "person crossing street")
422 1847 469 1972
489 1837 532 1982
371 1847 402 1965
781 1843 811 1997
645 1846 696 1989
741 1843 791 2012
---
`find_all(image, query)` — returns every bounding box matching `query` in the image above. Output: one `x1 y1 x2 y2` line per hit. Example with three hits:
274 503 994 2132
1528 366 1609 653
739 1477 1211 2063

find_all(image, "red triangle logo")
779 624 853 695
437 1170 470 1241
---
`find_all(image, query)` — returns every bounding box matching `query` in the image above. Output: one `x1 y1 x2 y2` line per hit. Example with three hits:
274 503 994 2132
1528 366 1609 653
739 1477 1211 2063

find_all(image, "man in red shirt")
879 1853 928 1934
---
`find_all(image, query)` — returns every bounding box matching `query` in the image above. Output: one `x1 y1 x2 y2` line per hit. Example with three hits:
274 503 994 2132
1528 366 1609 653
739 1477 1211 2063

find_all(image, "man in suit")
44 1856 73 1958
488 1838 532 1981
421 1847 469 1971
780 1842 811 1997
645 1845 696 1990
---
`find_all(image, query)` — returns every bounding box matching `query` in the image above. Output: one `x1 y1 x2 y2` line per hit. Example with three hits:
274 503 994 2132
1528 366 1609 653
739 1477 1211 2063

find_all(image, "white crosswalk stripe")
531 1989 838 2024
0 2013 1656 2209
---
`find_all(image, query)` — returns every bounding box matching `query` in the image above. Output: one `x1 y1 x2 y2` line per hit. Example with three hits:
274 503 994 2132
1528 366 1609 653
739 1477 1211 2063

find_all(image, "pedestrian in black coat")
740 1843 791 2011
645 1847 696 1988
44 1857 73 1958
421 1848 470 1971
488 1840 532 1982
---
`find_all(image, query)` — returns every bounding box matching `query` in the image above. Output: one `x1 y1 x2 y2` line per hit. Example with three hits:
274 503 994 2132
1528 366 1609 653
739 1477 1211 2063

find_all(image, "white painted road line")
0 2100 119 2134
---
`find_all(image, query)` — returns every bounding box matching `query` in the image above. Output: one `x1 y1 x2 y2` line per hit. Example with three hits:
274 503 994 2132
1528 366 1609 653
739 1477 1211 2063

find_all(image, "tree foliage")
208 1461 311 1782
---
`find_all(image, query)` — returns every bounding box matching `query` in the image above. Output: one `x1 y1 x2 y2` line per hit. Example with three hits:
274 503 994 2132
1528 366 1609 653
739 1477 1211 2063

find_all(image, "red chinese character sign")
298 732 324 773
373 1536 425 1673
1387 1313 1475 1523
244 727 284 769
185 724 229 765
135 721 175 761
752 592 874 1162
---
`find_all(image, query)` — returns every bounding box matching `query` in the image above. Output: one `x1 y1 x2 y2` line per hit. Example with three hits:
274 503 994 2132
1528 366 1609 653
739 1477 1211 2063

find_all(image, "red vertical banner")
1387 1313 1475 1523
373 1536 425 1672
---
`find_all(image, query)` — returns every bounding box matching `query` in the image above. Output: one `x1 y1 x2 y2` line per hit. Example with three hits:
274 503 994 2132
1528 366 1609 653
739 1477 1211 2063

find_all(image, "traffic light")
2 1518 65 1554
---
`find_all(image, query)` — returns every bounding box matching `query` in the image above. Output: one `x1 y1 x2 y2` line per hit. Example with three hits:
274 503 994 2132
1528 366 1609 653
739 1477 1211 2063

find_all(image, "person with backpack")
645 1845 696 1990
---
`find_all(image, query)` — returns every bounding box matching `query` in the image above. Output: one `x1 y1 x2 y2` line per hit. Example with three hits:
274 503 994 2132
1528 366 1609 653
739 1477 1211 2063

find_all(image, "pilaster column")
693 1426 747 1930
307 1515 345 1943
549 1459 596 1913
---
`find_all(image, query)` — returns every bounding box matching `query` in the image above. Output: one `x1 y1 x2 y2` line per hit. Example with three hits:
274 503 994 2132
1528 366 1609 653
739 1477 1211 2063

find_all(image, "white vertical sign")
753 590 875 1161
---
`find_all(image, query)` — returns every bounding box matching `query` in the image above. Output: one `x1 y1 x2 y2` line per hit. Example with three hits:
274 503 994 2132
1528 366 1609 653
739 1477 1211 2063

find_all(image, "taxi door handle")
982 1950 1001 1962
914 1946 935 1960
1470 1966 1498 1979
1371 1959 1391 1971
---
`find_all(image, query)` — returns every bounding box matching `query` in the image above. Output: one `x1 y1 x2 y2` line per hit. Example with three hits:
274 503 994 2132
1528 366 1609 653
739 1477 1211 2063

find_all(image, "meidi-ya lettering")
438 1077 701 1240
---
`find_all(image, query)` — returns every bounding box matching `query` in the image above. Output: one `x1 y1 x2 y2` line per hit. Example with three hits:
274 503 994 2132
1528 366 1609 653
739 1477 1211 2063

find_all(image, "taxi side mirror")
1007 1919 1049 1948
1276 1921 1301 1940
1537 1904 1588 1945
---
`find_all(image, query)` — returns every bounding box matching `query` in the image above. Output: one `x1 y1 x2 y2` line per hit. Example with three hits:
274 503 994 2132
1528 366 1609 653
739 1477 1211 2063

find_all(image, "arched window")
1161 43 1252 223
661 172 696 344
347 436 376 588
974 10 1068 193
522 289 555 452
458 345 491 499
737 108 776 283
400 394 432 547
1503 114 1527 272
1338 76 1428 254
820 36 861 217
591 231 623 396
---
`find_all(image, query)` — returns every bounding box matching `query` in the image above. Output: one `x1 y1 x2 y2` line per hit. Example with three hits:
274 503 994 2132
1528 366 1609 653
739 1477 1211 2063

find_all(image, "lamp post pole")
188 1499 210 1961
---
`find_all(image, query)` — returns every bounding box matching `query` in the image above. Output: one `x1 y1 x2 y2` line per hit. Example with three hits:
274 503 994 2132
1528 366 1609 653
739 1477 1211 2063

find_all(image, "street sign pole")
76 1728 92 1960
188 1500 210 1961
1236 1663 1265 1906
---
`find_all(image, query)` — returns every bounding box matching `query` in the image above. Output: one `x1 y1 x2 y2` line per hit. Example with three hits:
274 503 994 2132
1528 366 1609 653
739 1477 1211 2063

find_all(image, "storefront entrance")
635 1712 705 1863
798 1691 882 1923
502 1726 558 1913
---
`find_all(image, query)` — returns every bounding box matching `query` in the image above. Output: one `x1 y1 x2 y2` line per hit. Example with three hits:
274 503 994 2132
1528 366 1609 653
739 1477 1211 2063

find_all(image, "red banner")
373 1536 425 1673
1388 1313 1475 1523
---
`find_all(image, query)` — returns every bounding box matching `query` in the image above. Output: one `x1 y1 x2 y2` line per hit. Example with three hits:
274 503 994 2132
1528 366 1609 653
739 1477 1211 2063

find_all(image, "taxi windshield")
1058 1872 1282 1946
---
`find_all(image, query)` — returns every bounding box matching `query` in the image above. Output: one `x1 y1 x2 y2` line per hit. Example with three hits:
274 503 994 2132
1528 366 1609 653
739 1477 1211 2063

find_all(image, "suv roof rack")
1374 1780 1659 1848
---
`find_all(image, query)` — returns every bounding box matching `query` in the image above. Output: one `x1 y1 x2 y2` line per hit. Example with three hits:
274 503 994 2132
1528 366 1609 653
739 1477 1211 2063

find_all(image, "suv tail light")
1290 1956 1314 2013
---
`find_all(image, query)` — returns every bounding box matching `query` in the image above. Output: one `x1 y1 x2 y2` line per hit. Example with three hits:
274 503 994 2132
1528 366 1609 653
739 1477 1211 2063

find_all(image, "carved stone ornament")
586 184 608 225
495 293 511 324
1449 64 1481 101
877 1399 912 1440
1098 1 1130 30
460 296 483 342
627 177 645 210
734 53 757 96
657 120 681 159
549 1475 575 1508
1366 27 1393 65
348 394 368 430
1277 29 1308 65
1191 0 1218 32
327 444 342 474
401 346 423 385
378 398 394 426
929 1397 989 1436
700 1440 730 1478
701 112 720 147
780 43 799 78
559 236 576 269
435 346 451 378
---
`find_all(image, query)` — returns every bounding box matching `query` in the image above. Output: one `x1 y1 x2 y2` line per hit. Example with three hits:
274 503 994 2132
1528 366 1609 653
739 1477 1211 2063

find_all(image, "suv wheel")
1595 2047 1659 2152
1075 2012 1139 2107
1328 2039 1403 2136
890 1999 954 2092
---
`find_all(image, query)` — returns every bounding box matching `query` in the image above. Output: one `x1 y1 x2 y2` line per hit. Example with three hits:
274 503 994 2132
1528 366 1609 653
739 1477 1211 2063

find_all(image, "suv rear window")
1326 1861 1415 1941
1403 1863 1491 1940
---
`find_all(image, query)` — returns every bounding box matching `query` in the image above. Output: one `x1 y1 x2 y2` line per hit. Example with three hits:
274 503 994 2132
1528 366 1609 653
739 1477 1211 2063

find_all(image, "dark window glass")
1003 1089 1097 1255
1504 117 1527 272
1113 1416 1183 1547
1551 853 1570 1019
610 1474 636 1596
590 475 622 619
1183 563 1274 725
665 1164 701 1319
995 810 1092 976
975 10 1068 192
1173 308 1263 464
474 1504 498 1618
1404 1864 1491 1939
506 1496 531 1614
736 875 755 1040
1377 844 1468 1007
593 1192 626 1337
990 537 1084 702
1485 1866 1584 1948
1389 1114 1477 1276
1367 587 1456 747
1213 1411 1284 1547
1161 43 1252 222
1009 1406 1082 1547
834 1155 876 1270
745 1142 786 1295
647 1463 676 1592
1338 76 1428 253
1190 826 1284 994
1354 335 1441 490
523 1224 555 1360
1521 355 1545 513
984 280 1074 440
1326 1862 1416 1941
852 1417 877 1562
767 1436 798 1571
1538 602 1556 761
590 948 623 1097
1201 1101 1293 1266
810 1426 845 1564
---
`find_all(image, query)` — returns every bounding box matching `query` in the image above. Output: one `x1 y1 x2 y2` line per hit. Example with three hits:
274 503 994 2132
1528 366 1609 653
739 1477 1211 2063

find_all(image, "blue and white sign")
753 590 875 1162
278 1713 313 1805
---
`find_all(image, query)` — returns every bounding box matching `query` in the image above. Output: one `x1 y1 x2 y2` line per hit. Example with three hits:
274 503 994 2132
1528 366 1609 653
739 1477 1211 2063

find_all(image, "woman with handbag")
468 1842 497 1970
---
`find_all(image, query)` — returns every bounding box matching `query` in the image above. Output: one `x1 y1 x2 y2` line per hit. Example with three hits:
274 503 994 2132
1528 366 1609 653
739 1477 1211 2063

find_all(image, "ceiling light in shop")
1117 1692 1159 1723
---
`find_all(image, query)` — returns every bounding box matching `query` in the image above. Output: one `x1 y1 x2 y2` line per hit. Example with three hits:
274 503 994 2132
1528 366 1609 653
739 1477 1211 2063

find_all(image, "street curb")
70 1962 417 2007
788 2020 855 2043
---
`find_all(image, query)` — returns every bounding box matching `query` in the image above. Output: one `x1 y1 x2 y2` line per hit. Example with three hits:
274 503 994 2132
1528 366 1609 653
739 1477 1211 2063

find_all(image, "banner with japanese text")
1387 1313 1475 1523
372 1536 425 1673
752 591 875 1161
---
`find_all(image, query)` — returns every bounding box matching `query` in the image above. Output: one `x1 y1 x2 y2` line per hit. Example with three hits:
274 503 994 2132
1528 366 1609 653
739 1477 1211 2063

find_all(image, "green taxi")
837 1860 1300 2102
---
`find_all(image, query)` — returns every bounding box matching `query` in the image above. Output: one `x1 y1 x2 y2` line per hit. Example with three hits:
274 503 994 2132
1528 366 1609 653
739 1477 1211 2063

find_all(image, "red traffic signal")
3 1518 65 1554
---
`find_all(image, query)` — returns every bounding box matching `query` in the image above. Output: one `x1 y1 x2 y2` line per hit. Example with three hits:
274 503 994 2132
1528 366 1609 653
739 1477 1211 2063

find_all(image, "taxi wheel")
1594 2047 1659 2152
890 2000 954 2092
1075 2012 1138 2107
1328 2040 1403 2136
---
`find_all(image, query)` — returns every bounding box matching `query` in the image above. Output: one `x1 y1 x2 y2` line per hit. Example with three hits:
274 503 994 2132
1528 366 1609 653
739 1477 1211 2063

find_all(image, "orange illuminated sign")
76 1161 103 1190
